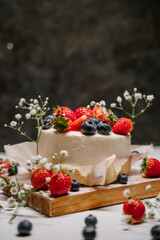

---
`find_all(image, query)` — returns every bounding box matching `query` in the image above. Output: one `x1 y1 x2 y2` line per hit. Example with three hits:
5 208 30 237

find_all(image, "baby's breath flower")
38 190 44 195
122 214 132 223
0 179 7 189
10 159 16 166
10 121 17 127
53 164 61 173
148 212 155 219
1 168 7 174
99 100 106 106
46 177 51 183
30 98 33 102
40 158 48 165
123 189 130 198
10 187 18 195
133 88 137 92
124 95 132 101
86 105 90 109
19 98 26 106
110 103 116 108
123 90 129 97
26 160 32 167
90 101 96 106
44 162 52 171
25 113 31 119
9 179 16 187
146 184 152 191
68 168 75 174
34 99 38 104
15 114 22 120
147 95 154 102
0 163 5 169
156 193 160 202
18 190 25 199
96 102 100 107
31 155 42 164
52 156 56 160
60 150 69 157
128 199 134 204
20 200 27 207
30 109 36 116
134 93 142 100
117 96 122 103
46 97 49 101
7 197 16 206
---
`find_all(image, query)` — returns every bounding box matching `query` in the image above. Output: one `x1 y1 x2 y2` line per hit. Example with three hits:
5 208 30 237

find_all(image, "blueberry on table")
87 117 100 125
8 164 18 176
70 179 80 191
97 121 111 135
42 115 54 129
118 174 128 184
85 214 97 227
83 226 96 240
151 225 160 240
81 121 97 135
18 220 32 236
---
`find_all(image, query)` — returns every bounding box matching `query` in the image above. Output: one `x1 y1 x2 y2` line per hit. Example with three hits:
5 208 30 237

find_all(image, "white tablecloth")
0 147 160 240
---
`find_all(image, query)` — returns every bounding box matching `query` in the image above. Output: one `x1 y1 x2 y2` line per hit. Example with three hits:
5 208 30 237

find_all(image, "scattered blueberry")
87 117 100 125
42 115 54 129
97 121 111 135
85 214 97 228
118 174 128 184
83 226 96 240
18 220 32 236
71 179 80 191
81 121 97 135
132 150 139 154
151 225 160 240
8 164 18 176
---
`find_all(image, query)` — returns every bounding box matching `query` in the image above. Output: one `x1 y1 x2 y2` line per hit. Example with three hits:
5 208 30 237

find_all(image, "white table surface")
0 147 160 240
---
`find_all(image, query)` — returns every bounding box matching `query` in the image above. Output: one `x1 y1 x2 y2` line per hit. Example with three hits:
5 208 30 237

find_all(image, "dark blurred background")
0 0 160 151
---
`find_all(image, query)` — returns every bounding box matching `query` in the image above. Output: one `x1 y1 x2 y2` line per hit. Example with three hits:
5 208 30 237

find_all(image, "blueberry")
85 214 97 227
118 174 128 184
132 150 139 154
82 226 96 240
97 121 111 135
71 179 80 191
87 117 100 125
151 225 160 240
8 164 18 176
81 121 97 135
18 220 32 236
42 115 54 129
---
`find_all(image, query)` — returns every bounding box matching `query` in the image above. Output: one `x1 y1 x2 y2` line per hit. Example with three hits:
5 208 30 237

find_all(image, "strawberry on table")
49 172 72 196
112 118 133 135
54 106 77 122
71 115 88 131
31 168 53 190
141 157 160 177
123 198 145 224
74 107 93 119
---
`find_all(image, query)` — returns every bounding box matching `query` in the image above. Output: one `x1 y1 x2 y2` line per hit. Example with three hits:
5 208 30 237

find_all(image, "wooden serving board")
4 167 159 217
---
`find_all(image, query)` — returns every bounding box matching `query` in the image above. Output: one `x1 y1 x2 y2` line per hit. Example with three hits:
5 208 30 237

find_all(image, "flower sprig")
4 96 51 154
110 88 154 123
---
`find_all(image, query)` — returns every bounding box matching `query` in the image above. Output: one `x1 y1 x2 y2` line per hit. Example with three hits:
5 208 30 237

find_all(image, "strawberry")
92 106 109 121
123 198 145 224
71 115 88 131
0 160 11 176
31 168 53 190
74 107 93 119
112 118 133 135
54 106 77 122
49 172 72 196
141 157 160 177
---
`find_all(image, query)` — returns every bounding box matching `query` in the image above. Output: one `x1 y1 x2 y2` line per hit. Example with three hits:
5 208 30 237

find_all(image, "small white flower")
146 184 152 191
117 96 122 103
96 102 100 107
10 159 16 166
20 200 27 207
15 114 22 120
122 214 132 223
18 190 25 199
25 113 31 119
0 163 5 169
134 93 142 100
46 97 49 101
123 90 129 97
46 177 51 183
34 99 38 104
68 168 75 174
9 179 16 187
31 155 42 164
147 95 154 102
86 105 90 109
148 212 155 219
7 197 16 206
52 156 56 160
0 179 7 188
90 101 96 106
110 103 116 108
30 98 33 102
40 158 48 165
39 190 44 195
37 106 41 111
30 109 36 115
123 189 130 198
124 95 132 101
60 150 69 157
10 187 18 195
44 162 52 171
53 113 57 117
53 164 61 173
19 98 26 106
99 100 106 106
128 199 134 204
44 101 48 105
26 160 32 167
156 193 160 201
133 88 137 92
10 121 17 127
1 168 7 174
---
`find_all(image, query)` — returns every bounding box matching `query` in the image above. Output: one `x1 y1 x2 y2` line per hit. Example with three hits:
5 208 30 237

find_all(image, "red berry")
74 107 93 119
55 106 77 122
31 168 53 190
123 198 145 223
0 160 11 176
112 118 133 135
71 115 88 131
141 157 160 177
49 173 72 196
